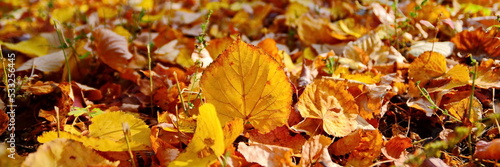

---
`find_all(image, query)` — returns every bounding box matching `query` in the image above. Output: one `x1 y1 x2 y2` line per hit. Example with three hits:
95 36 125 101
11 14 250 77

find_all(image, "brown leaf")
93 28 133 73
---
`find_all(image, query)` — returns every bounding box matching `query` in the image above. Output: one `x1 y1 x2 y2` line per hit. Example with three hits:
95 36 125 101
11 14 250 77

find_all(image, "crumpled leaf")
300 135 340 167
474 139 500 160
93 28 134 73
1 35 49 57
329 129 383 166
297 14 342 45
292 79 359 137
38 111 151 151
200 39 293 133
169 103 224 167
237 142 295 167
22 138 119 167
343 31 405 67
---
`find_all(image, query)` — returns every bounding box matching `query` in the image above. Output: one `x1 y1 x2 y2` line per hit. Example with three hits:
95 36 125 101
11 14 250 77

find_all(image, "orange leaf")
293 79 359 137
383 135 412 159
200 39 293 133
330 129 383 166
248 126 306 153
451 28 500 59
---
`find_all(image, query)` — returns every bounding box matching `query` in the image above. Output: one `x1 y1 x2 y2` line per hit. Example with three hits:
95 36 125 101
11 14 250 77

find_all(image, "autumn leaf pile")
1 0 500 166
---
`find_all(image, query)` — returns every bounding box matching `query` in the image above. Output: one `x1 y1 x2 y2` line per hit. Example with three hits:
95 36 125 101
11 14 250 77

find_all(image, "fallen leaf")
474 59 500 89
248 126 306 153
17 49 68 72
297 14 342 45
330 129 383 166
383 135 413 159
292 79 359 137
300 135 339 167
38 111 151 151
169 103 225 166
93 28 134 73
444 96 482 123
451 28 500 59
200 39 293 133
22 138 119 167
1 35 49 57
237 142 295 167
408 51 447 87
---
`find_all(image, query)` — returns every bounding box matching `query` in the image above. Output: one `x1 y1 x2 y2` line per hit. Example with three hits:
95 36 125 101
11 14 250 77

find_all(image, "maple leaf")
200 39 293 134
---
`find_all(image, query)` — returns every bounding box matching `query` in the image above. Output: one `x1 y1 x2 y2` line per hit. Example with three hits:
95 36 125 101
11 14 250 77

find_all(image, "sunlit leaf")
408 51 447 87
237 142 295 167
38 112 151 151
200 39 293 133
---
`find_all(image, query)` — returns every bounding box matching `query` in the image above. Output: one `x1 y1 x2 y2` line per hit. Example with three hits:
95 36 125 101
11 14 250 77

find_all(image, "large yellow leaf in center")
200 39 292 133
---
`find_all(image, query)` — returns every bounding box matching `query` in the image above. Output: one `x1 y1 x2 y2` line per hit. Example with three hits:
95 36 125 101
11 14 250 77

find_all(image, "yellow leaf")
51 7 76 23
22 138 119 167
205 37 234 59
408 51 447 87
98 6 118 19
223 118 244 148
293 79 359 137
169 103 224 167
1 36 49 57
285 2 309 26
444 96 482 123
113 26 132 40
89 112 151 146
428 64 470 92
136 0 153 10
38 112 151 151
200 39 293 133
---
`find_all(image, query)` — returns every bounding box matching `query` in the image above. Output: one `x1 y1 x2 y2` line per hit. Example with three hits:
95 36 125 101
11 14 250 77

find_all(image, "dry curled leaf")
237 142 295 167
200 39 293 133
